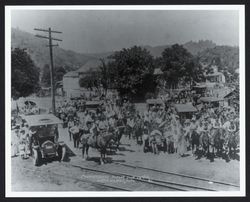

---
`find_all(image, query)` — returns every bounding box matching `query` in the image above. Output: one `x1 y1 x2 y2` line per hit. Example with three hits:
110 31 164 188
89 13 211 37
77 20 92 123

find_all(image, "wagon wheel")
33 149 40 166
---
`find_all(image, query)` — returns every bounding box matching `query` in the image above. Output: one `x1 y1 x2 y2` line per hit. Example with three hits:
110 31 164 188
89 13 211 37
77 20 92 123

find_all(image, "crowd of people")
11 88 240 163
54 94 239 162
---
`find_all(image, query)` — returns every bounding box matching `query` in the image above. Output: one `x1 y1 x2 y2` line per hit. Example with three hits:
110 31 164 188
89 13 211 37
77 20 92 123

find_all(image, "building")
76 59 102 78
205 65 226 83
62 59 106 98
62 71 80 98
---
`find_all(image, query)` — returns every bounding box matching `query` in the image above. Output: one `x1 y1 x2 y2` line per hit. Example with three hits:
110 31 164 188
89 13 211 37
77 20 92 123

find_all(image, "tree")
79 70 101 92
41 64 67 87
41 64 50 87
108 46 155 100
160 44 204 88
54 66 66 83
11 48 40 99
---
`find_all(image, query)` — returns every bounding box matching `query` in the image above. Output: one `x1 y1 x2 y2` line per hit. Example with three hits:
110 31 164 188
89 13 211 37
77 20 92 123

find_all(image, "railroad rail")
66 162 219 191
115 162 240 189
18 160 239 191
20 166 131 191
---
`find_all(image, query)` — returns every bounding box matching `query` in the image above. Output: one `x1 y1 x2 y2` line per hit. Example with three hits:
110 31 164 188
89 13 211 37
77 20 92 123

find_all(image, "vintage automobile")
22 114 66 166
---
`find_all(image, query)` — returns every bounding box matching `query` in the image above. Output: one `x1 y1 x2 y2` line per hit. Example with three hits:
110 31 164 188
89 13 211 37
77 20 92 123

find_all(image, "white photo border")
5 5 246 197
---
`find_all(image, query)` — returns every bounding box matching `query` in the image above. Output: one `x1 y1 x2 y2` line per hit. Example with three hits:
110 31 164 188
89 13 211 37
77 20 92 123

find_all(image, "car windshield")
30 124 57 137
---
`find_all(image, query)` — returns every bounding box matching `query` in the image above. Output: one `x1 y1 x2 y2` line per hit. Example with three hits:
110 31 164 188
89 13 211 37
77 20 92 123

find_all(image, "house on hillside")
205 65 226 83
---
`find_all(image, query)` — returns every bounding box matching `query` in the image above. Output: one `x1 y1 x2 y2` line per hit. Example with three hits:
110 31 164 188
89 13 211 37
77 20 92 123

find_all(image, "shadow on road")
118 146 135 152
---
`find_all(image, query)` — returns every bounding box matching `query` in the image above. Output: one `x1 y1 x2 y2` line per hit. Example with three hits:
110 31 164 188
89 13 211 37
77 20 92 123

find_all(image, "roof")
192 85 207 89
206 72 224 77
153 68 163 75
77 59 102 73
223 89 239 99
85 101 102 106
200 97 224 103
63 71 78 77
23 114 63 126
174 104 197 113
146 99 164 105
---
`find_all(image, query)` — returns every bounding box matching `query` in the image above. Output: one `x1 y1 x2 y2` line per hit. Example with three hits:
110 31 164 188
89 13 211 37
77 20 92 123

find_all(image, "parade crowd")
53 94 239 162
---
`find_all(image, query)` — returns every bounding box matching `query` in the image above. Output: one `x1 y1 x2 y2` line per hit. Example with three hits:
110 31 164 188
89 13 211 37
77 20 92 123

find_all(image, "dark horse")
108 126 125 151
80 129 117 164
227 130 240 160
211 127 227 158
199 130 214 161
134 119 144 145
190 130 200 156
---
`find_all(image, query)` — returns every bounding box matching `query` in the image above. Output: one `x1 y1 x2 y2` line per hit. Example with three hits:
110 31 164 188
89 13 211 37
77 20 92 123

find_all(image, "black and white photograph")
5 5 245 197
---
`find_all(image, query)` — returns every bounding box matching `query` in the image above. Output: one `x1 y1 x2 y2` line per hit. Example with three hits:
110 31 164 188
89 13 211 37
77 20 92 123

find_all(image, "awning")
200 97 224 103
174 103 197 113
146 99 164 105
85 101 102 106
23 114 63 126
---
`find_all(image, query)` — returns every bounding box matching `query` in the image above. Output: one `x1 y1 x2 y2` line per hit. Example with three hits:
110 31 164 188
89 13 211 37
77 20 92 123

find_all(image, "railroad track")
19 161 240 191
21 166 131 191
64 162 220 191
113 162 240 191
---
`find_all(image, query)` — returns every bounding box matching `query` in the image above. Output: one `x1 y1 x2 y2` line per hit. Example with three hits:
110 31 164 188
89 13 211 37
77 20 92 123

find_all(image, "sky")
11 9 239 54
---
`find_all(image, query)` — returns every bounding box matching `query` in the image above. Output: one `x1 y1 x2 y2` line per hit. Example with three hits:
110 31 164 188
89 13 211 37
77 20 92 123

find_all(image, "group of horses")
66 115 240 164
190 127 240 162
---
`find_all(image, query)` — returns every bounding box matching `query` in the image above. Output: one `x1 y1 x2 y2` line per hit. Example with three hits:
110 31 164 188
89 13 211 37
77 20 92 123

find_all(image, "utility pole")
34 28 62 115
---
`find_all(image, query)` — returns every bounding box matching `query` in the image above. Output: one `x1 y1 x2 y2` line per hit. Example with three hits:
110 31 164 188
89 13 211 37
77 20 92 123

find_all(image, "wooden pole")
48 28 56 114
34 28 62 115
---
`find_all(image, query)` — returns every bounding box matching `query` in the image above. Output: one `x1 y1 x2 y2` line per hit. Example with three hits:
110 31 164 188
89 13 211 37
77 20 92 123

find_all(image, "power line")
34 27 63 115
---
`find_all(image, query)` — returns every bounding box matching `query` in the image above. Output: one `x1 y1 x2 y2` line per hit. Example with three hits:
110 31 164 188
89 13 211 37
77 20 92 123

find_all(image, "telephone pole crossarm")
34 28 63 34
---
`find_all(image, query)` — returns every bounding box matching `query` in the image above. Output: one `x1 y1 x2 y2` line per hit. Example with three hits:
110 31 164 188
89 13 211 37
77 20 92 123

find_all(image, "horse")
199 131 211 160
107 126 125 151
211 127 226 158
227 130 240 160
190 130 200 156
80 128 116 164
134 119 144 145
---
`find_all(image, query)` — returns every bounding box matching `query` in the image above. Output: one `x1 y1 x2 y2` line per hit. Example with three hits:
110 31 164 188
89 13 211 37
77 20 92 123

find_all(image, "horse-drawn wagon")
143 129 167 154
22 114 66 166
